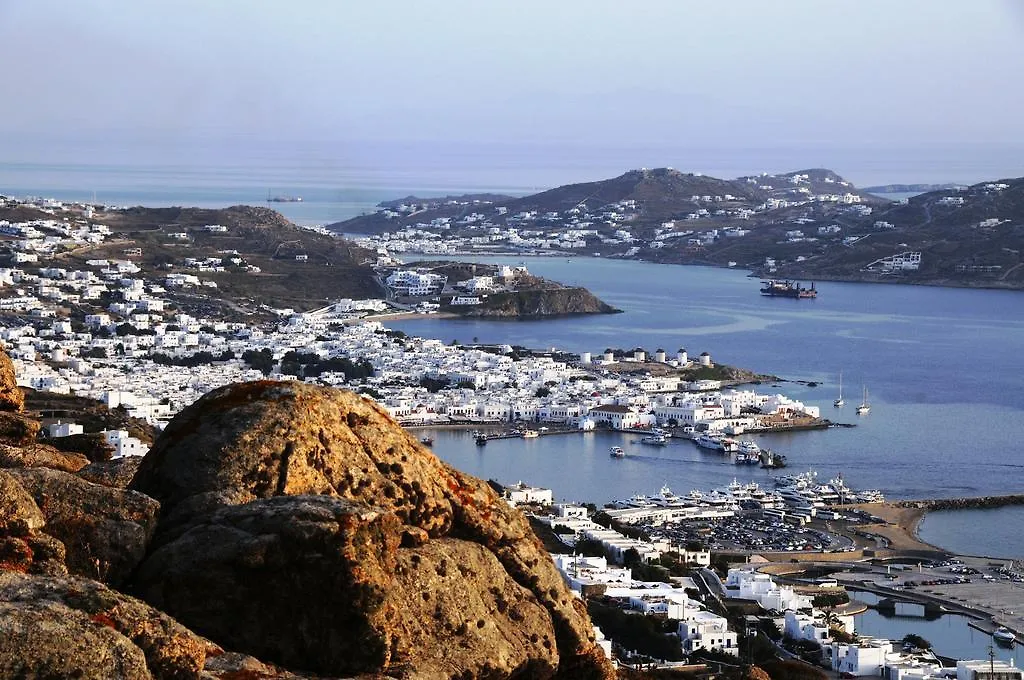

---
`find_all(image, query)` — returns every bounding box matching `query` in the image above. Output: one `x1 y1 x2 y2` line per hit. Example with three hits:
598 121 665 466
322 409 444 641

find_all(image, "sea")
3 153 1023 560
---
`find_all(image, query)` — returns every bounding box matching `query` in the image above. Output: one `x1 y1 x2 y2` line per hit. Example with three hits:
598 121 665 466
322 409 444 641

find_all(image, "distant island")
332 168 1024 291
861 182 967 194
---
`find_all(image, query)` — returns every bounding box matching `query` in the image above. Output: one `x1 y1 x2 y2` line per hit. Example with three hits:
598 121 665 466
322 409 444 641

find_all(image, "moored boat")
640 434 668 446
693 433 725 451
856 385 871 415
760 279 817 299
993 626 1016 645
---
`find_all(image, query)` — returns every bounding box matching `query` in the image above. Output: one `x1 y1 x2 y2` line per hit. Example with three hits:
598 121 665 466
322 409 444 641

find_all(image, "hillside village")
0 194 829 457
338 168 1024 289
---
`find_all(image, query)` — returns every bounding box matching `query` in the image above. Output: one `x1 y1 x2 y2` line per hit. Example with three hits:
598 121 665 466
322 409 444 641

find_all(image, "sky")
2 0 1024 185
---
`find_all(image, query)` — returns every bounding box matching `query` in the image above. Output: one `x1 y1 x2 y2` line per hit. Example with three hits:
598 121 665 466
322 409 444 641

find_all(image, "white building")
726 568 812 612
504 481 553 506
102 429 150 458
827 638 893 677
678 611 739 656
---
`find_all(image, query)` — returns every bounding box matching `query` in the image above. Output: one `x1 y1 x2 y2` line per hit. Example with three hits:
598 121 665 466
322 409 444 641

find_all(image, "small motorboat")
993 626 1017 645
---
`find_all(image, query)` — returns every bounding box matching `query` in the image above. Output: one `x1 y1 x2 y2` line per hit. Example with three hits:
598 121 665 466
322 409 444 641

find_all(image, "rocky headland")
0 349 615 679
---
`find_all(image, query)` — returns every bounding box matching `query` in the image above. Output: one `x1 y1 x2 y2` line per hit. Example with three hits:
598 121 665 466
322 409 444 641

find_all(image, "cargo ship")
760 279 817 299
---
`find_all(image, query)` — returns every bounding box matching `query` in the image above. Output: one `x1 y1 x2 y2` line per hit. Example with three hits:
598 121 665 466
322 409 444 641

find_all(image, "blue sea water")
391 258 1024 557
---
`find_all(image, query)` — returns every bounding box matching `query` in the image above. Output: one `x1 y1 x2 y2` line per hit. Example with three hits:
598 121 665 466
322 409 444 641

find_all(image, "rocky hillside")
0 348 615 679
451 287 620 318
329 167 883 237
769 177 1024 288
56 205 384 316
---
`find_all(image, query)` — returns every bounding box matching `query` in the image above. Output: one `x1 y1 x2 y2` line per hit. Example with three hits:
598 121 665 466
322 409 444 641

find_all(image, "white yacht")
693 433 725 451
993 627 1016 645
609 446 625 458
856 386 871 415
640 434 668 446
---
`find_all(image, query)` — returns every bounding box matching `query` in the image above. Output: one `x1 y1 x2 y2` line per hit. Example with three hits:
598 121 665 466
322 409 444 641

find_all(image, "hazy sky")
2 1 1024 182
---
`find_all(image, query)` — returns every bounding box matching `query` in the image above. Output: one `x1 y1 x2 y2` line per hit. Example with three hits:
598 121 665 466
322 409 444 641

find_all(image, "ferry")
609 446 625 458
760 279 817 299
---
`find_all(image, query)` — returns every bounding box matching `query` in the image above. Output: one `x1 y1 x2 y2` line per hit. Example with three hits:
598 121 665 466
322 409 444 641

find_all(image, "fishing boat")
609 446 625 458
834 372 845 408
856 386 871 415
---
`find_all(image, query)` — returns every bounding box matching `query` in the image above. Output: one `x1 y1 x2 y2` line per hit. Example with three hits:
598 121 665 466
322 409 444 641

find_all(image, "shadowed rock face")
130 380 614 679
78 455 144 489
0 350 24 413
9 468 159 588
0 469 67 577
0 571 211 680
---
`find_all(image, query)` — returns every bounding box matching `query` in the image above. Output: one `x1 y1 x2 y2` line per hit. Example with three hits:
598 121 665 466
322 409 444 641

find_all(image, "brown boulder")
0 411 41 443
130 381 613 679
0 469 44 535
79 455 145 489
9 467 159 586
0 440 90 472
133 494 559 678
0 571 210 679
0 469 66 576
0 350 24 412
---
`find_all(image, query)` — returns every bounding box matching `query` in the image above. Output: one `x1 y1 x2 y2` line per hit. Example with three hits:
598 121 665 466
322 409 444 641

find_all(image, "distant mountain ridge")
861 183 967 194
333 166 1024 291
330 166 883 236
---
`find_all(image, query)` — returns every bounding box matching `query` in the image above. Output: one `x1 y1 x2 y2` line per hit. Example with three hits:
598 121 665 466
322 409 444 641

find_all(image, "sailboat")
833 372 845 408
856 386 870 415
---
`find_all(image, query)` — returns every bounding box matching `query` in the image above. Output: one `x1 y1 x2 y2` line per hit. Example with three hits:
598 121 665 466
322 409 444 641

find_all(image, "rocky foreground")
0 350 614 679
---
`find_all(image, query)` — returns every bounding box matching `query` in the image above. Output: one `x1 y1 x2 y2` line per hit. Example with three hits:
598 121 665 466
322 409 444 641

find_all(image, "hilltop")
45 204 382 318
331 167 883 239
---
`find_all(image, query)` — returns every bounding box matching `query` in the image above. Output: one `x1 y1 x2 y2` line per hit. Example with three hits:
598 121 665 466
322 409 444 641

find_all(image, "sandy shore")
848 502 946 553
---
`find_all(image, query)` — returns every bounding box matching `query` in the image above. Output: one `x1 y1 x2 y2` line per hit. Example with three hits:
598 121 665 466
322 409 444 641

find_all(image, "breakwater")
898 494 1024 511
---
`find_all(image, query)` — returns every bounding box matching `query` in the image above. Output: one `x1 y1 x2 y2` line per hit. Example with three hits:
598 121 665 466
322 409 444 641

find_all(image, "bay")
917 508 1024 559
392 257 1024 520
